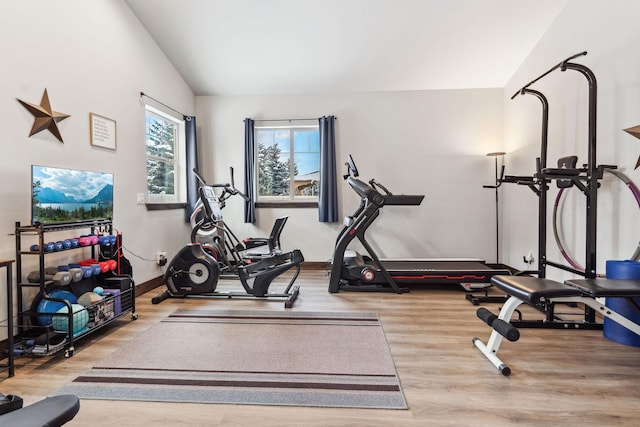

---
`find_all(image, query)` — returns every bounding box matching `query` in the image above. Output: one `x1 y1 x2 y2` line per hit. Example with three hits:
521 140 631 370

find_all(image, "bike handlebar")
192 167 249 202
192 168 207 186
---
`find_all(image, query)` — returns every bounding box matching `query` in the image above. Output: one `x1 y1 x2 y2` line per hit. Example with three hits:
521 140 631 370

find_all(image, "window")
145 106 186 204
255 123 320 202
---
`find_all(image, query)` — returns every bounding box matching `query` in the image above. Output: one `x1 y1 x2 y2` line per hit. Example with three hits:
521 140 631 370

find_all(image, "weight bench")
473 275 640 376
0 394 80 426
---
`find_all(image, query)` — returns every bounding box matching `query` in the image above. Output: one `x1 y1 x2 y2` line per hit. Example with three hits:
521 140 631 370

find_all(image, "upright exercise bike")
152 169 304 308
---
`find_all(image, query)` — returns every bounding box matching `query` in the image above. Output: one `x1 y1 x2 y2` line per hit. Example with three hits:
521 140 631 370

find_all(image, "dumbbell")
80 266 93 278
91 264 102 275
27 270 72 287
79 259 103 276
67 268 83 282
56 266 83 282
78 237 92 247
79 235 99 245
29 242 57 252
99 262 110 273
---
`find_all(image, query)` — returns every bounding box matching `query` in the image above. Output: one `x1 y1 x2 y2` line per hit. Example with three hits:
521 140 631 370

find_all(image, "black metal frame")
501 51 605 328
328 176 410 294
14 219 137 359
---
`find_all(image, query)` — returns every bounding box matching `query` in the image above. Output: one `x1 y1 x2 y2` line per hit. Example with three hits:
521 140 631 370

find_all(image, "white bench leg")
473 296 526 376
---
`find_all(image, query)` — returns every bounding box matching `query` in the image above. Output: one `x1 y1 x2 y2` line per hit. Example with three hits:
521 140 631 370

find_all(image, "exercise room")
2 1 640 425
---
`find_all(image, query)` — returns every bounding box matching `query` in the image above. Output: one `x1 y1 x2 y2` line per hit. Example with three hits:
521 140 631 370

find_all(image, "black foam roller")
476 307 498 326
492 318 520 342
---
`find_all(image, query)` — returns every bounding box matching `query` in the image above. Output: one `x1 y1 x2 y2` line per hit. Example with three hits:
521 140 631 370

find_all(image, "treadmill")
328 155 510 294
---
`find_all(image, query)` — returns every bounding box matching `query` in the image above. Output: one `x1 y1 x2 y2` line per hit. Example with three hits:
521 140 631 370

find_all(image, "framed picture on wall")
90 112 117 150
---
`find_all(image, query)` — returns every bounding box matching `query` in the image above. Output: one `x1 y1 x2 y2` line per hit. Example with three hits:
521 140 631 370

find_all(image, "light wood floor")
3 269 640 426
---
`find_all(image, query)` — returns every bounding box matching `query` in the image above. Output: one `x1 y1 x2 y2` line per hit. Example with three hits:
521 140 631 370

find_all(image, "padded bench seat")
492 276 640 304
491 275 582 304
478 274 640 376
0 394 80 426
565 278 640 297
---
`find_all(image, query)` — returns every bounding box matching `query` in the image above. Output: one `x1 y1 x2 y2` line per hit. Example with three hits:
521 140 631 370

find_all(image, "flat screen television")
31 165 114 225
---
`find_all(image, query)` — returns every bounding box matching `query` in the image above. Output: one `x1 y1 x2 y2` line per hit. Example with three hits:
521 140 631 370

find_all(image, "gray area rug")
56 309 407 409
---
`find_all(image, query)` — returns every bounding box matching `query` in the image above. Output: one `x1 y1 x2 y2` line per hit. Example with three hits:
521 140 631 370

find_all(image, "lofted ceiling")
125 0 566 96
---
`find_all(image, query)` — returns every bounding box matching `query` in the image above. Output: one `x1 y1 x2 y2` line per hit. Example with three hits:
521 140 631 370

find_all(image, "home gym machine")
152 169 304 308
189 167 290 275
328 155 510 293
473 52 640 375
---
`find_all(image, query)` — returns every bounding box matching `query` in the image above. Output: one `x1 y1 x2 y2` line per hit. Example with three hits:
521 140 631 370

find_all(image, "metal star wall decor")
17 89 70 143
623 124 640 169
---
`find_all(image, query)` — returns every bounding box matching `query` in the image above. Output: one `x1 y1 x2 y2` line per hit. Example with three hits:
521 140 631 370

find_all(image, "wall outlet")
524 250 535 265
156 251 167 266
136 193 145 204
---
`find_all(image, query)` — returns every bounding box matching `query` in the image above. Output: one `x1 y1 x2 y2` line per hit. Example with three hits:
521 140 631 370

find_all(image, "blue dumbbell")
81 266 93 278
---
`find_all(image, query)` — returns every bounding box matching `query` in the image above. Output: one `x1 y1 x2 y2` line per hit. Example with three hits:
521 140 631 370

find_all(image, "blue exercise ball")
36 290 77 326
52 304 89 337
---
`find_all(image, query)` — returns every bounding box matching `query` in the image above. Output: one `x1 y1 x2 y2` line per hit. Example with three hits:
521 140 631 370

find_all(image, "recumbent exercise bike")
188 167 290 274
152 168 304 308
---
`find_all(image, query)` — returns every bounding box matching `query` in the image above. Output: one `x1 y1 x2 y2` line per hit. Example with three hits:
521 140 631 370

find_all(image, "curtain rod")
140 91 189 118
249 117 337 123
254 118 317 122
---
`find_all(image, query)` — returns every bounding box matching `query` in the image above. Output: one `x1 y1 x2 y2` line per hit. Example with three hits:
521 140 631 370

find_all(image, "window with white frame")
255 123 320 202
145 105 186 204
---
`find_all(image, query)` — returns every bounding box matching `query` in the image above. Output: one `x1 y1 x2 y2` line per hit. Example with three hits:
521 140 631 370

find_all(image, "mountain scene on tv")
32 166 114 224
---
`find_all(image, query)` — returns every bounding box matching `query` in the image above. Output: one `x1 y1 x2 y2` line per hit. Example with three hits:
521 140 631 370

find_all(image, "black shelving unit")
14 219 136 359
0 259 15 377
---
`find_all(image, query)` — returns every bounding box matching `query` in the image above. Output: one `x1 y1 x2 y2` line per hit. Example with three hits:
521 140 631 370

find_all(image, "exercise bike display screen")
199 185 222 220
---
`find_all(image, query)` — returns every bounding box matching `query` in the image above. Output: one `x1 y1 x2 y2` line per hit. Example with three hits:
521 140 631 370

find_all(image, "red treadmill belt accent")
391 274 487 281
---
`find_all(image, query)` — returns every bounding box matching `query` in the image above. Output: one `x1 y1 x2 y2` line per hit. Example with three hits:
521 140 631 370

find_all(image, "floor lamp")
483 152 505 264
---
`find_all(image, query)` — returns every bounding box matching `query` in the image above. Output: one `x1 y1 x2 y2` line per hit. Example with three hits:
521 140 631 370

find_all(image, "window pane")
256 126 320 201
258 142 291 197
144 106 185 204
293 130 319 153
147 158 175 195
274 130 290 154
293 130 320 197
257 129 290 154
293 130 320 175
146 114 175 160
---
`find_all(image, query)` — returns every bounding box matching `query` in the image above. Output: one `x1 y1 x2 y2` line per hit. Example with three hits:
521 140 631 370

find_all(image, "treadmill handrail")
384 194 424 206
347 177 424 206
347 176 385 206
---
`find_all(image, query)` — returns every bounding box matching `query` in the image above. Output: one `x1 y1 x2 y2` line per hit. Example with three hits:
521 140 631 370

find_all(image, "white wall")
502 0 640 278
197 89 504 263
0 0 195 326
9 0 639 324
